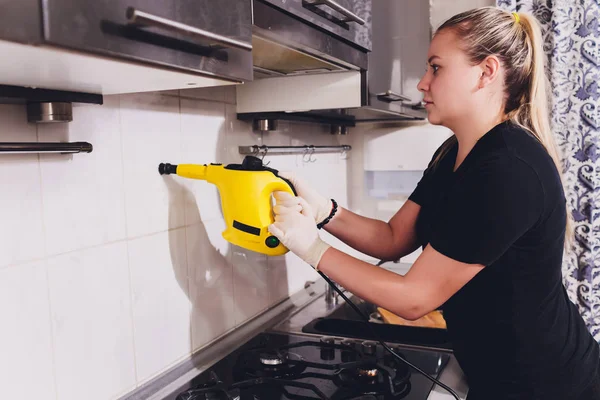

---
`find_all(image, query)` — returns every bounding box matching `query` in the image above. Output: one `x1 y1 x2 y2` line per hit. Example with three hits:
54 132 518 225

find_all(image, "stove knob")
361 341 377 356
341 339 357 348
320 336 335 345
320 336 336 360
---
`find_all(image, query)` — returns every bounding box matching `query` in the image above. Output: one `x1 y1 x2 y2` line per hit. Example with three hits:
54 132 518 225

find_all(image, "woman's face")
417 29 483 128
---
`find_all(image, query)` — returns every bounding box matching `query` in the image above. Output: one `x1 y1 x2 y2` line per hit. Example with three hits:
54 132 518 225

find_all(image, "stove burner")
357 367 379 378
335 363 411 397
235 349 307 379
259 352 284 366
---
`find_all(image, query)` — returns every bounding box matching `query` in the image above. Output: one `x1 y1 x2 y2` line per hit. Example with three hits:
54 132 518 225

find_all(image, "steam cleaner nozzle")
158 163 177 175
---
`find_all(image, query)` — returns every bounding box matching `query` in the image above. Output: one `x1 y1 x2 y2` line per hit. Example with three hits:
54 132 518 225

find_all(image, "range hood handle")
126 7 253 51
376 90 412 103
303 0 366 25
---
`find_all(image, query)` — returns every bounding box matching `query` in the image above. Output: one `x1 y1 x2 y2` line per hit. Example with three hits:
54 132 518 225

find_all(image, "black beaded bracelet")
317 199 338 230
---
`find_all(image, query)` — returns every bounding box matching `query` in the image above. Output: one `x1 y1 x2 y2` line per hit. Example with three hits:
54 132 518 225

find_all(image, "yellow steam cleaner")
158 156 296 256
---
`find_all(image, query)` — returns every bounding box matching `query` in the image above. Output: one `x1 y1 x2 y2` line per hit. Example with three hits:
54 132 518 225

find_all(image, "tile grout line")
179 93 195 352
0 220 226 271
118 94 140 385
36 121 59 400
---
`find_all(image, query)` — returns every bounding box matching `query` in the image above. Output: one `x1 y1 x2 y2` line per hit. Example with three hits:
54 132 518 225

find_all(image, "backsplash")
0 86 356 400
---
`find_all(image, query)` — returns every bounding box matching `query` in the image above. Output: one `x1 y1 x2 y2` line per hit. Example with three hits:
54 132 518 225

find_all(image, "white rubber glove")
268 192 331 269
278 171 334 226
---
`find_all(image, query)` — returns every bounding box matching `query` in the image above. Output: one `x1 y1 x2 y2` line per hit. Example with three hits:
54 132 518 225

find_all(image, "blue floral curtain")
497 0 600 340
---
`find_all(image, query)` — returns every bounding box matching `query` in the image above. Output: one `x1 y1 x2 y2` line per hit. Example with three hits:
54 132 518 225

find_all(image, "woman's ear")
478 55 501 89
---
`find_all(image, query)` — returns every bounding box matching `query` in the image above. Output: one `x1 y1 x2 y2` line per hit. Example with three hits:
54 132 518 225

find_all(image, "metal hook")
308 146 317 163
302 147 310 163
302 146 316 163
260 146 270 165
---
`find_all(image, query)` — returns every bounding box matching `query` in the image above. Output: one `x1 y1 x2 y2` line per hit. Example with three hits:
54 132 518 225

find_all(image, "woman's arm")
317 244 484 320
324 200 422 262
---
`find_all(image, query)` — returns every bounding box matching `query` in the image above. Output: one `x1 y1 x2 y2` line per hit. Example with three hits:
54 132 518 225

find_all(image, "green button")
265 236 280 248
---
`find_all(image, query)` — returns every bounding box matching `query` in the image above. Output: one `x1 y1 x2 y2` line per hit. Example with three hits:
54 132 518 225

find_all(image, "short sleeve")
430 153 544 266
408 169 433 206
409 141 451 206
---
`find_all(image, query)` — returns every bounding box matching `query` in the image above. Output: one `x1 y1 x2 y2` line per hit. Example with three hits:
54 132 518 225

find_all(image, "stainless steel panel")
42 0 253 81
258 0 371 51
360 0 429 120
252 1 368 72
0 0 42 43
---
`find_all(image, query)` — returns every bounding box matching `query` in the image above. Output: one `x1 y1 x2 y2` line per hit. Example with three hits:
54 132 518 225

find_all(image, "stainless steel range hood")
237 0 428 129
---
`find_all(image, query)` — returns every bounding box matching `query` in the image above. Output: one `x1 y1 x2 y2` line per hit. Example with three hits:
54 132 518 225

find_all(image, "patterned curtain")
497 0 600 341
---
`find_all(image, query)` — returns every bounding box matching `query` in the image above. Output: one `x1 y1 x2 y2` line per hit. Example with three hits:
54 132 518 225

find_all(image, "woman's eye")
425 64 439 75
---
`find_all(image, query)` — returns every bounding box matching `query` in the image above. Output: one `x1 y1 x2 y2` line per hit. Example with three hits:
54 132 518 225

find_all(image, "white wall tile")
128 229 192 383
39 97 127 255
47 243 135 400
0 105 45 268
187 219 235 350
266 253 320 305
266 255 290 305
224 103 260 164
232 247 270 325
0 261 56 400
283 252 320 296
179 98 227 225
120 92 184 238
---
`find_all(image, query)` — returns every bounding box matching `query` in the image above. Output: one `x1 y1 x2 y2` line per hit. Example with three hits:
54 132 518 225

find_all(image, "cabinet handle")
303 0 366 25
376 90 411 103
126 7 252 51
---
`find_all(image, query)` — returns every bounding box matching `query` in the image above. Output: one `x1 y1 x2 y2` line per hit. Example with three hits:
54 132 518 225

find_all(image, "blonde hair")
431 7 573 245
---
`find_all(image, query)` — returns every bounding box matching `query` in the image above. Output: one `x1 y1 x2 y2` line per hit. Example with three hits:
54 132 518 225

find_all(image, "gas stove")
166 332 450 400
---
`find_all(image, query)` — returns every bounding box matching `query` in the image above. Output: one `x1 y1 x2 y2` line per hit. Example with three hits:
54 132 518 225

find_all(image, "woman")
268 7 600 400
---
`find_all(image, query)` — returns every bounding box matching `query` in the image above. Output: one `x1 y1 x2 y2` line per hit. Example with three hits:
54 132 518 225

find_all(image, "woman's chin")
426 113 442 126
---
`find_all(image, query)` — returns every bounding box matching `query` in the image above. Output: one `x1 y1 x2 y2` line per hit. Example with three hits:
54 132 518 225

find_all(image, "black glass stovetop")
166 332 450 400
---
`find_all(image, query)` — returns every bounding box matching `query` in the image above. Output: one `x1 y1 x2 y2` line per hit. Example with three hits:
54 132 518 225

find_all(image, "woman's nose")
417 73 429 92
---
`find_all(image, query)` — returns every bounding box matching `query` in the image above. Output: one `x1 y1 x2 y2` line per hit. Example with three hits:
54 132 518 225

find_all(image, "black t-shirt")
409 121 600 399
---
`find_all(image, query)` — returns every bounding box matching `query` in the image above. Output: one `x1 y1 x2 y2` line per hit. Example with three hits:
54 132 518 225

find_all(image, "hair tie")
512 12 520 24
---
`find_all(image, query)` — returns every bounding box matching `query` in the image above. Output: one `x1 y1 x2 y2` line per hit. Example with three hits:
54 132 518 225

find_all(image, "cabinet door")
0 0 42 43
367 0 429 118
42 0 253 81
399 0 430 111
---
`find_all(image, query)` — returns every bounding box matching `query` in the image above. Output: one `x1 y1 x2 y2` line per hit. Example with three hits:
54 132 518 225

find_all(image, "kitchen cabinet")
0 0 252 96
367 0 430 118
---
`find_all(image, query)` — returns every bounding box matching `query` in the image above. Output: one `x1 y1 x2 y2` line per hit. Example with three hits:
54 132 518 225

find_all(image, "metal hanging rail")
239 144 351 156
0 142 93 154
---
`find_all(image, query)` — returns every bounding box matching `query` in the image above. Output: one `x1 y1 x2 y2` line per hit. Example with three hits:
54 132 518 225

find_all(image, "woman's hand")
268 191 331 268
278 172 334 225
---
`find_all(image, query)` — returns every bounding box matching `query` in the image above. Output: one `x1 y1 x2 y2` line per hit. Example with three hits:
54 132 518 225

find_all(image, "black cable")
317 270 461 400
